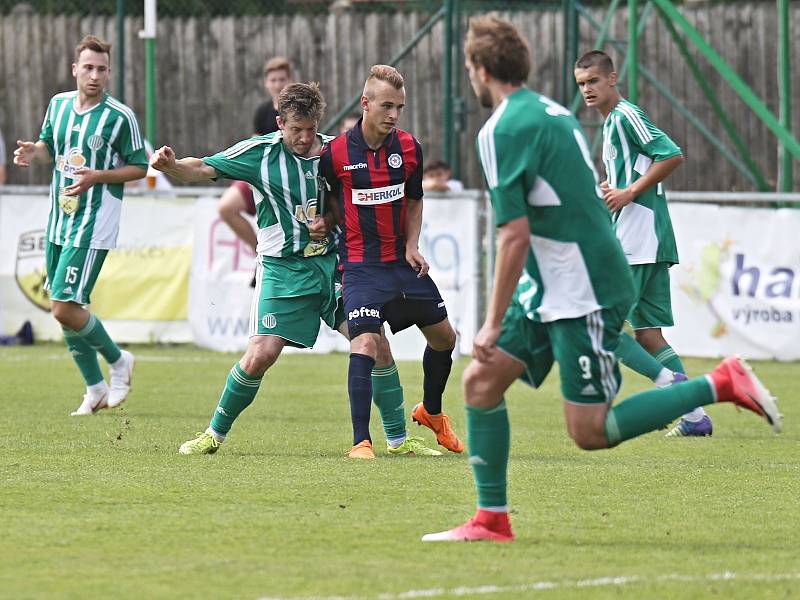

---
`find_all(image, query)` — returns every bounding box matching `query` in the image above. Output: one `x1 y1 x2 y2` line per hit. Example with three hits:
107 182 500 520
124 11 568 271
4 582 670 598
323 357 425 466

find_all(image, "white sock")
654 368 675 388
87 381 109 397
387 435 407 449
206 427 226 443
479 505 509 514
682 407 707 422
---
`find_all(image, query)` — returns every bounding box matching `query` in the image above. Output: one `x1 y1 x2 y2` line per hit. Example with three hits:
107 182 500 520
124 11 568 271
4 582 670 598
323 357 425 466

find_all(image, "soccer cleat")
670 372 689 385
422 512 515 543
108 350 135 408
70 390 109 416
411 403 465 453
665 415 713 437
179 431 221 455
387 436 443 456
348 439 375 459
710 356 782 433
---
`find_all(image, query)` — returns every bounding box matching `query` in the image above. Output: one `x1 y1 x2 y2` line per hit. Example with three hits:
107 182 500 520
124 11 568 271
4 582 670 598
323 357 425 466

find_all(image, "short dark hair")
575 50 615 74
278 82 326 122
74 35 111 64
424 160 451 175
465 14 530 85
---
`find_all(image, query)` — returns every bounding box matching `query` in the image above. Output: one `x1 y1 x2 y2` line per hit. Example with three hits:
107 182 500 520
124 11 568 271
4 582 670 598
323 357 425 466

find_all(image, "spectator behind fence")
217 57 294 261
0 122 7 184
422 159 463 193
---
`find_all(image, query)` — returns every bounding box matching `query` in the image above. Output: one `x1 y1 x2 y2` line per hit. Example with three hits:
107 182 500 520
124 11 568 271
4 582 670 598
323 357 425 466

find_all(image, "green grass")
0 344 798 599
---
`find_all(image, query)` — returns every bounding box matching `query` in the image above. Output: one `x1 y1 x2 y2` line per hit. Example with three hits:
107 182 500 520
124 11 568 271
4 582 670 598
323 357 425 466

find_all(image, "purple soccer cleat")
665 415 713 437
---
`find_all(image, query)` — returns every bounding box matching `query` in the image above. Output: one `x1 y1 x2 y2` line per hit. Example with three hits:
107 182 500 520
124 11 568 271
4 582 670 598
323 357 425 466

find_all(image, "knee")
462 362 495 405
51 302 69 325
428 322 457 352
568 427 608 451
351 332 378 359
241 345 279 377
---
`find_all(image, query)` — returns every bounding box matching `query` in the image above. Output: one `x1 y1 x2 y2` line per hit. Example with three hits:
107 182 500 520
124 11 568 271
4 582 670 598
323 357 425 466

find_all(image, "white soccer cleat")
108 350 135 408
70 390 109 416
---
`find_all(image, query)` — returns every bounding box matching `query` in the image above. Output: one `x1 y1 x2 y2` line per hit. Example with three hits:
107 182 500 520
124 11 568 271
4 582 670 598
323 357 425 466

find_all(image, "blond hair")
363 64 404 97
264 56 292 78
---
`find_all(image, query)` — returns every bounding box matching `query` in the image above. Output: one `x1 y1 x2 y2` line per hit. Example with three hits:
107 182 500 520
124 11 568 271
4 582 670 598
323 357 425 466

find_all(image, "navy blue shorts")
342 263 448 338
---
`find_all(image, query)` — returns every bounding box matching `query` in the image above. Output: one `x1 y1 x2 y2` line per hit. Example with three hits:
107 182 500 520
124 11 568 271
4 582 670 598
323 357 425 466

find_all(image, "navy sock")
422 345 453 416
348 353 375 445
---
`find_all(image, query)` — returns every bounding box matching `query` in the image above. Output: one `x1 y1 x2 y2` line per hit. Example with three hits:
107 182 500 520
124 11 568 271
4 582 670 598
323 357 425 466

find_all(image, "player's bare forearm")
167 157 217 183
486 217 530 328
14 140 52 167
404 197 423 249
96 165 147 184
627 154 683 197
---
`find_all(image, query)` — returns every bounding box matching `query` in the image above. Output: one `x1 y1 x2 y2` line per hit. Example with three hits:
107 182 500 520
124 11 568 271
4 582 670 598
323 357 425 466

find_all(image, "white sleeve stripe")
613 116 633 188
106 98 143 150
618 103 651 142
224 139 269 159
617 104 652 144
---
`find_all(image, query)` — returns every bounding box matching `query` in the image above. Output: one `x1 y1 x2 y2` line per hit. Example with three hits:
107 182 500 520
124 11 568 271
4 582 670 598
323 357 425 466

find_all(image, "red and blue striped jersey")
319 118 423 266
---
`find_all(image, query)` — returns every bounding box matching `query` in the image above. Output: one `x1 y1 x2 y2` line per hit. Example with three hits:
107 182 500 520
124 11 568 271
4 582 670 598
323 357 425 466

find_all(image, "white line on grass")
255 571 800 600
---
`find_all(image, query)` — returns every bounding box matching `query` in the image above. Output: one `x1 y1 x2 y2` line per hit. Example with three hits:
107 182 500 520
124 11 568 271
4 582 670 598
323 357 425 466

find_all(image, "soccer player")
574 50 711 437
151 83 337 454
13 35 144 416
422 15 781 542
320 65 464 459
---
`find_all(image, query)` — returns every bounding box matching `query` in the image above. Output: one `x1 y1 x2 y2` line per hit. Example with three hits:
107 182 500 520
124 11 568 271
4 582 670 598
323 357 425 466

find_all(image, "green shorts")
45 241 108 305
497 299 627 404
333 269 346 331
251 253 337 348
628 262 674 330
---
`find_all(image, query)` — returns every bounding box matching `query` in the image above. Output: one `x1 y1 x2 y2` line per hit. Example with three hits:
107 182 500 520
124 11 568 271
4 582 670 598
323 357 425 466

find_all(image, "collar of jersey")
348 116 397 151
71 91 108 116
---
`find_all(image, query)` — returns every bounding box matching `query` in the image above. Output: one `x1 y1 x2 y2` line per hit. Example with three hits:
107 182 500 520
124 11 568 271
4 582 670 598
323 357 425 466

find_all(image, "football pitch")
1 344 797 599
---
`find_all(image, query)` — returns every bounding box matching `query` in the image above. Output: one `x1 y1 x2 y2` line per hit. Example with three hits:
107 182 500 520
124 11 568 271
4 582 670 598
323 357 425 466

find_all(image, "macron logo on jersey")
352 183 404 206
343 162 368 171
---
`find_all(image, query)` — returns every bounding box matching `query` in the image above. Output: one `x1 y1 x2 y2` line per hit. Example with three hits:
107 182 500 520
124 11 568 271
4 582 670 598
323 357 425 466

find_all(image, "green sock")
371 362 406 444
63 327 104 386
209 362 263 436
76 314 122 364
615 332 665 381
466 401 510 509
604 378 714 446
652 344 686 375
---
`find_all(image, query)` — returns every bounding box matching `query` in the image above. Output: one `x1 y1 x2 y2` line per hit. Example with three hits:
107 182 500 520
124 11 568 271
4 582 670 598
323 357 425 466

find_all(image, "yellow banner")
92 245 191 321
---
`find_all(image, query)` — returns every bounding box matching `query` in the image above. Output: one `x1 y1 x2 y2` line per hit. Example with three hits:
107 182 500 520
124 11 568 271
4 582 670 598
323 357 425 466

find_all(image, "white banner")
0 193 193 343
189 194 482 359
669 203 800 360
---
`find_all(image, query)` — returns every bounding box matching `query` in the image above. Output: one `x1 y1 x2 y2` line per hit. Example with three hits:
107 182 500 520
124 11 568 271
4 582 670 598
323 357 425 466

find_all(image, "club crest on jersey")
55 148 87 177
352 183 404 205
14 229 50 313
388 153 403 169
87 135 105 151
603 142 617 161
262 313 277 329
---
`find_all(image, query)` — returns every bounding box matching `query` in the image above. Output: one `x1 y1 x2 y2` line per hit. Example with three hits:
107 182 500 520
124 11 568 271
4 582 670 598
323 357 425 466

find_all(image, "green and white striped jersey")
602 99 681 265
477 88 633 323
39 91 148 249
204 131 335 258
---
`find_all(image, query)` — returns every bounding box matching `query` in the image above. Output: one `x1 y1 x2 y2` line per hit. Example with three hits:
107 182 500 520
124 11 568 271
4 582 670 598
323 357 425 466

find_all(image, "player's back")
479 88 633 320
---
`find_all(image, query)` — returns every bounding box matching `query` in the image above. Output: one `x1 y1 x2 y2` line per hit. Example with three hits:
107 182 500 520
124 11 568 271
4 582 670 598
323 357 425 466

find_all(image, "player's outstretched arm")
63 165 146 196
13 140 52 168
150 146 217 183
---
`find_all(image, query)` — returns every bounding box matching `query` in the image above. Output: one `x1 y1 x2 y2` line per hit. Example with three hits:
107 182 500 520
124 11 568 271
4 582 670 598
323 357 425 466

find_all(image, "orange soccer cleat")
411 403 465 453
